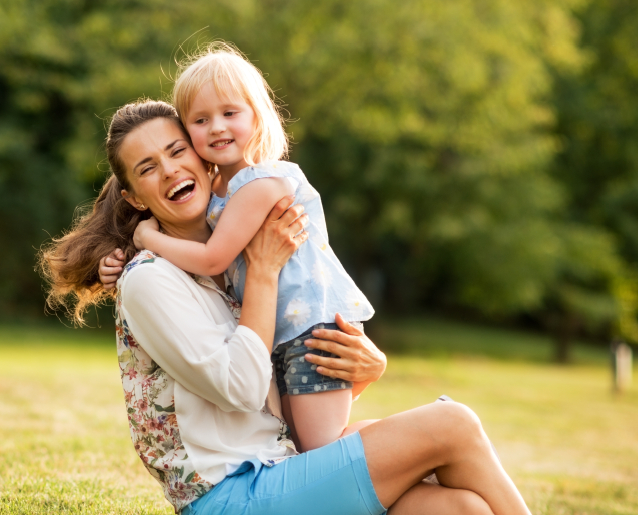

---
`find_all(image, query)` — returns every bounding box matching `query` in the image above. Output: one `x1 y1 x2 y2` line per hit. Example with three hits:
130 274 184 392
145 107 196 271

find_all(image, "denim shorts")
271 323 362 397
181 432 386 515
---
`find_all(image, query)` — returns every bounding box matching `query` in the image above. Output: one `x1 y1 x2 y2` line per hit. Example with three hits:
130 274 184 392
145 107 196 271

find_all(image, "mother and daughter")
42 43 531 514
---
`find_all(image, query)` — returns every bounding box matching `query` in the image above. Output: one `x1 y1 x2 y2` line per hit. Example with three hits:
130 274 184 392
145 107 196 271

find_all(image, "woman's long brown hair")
38 100 186 324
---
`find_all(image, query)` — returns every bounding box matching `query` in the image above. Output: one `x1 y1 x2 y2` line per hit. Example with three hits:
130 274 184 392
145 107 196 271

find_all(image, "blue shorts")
272 323 361 397
182 432 386 515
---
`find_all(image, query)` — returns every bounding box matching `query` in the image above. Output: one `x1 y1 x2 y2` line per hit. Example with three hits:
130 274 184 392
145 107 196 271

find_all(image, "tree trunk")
554 312 578 364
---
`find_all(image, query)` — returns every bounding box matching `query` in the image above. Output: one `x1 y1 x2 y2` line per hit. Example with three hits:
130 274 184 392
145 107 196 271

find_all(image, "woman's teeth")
167 180 195 199
211 140 233 147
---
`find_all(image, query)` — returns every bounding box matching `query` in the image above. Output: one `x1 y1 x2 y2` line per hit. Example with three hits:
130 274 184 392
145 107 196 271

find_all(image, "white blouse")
115 251 296 512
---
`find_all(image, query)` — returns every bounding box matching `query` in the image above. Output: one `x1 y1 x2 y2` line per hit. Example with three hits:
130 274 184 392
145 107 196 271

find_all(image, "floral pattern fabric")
116 251 213 513
115 251 295 513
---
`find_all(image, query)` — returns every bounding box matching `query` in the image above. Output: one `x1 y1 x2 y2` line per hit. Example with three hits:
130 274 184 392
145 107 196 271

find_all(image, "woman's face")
119 118 211 231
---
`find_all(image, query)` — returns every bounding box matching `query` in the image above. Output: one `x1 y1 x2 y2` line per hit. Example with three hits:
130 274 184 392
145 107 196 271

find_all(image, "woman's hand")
99 249 125 290
304 313 387 388
133 216 160 250
242 196 309 275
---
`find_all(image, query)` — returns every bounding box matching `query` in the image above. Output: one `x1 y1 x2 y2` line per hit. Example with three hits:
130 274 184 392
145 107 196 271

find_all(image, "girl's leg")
280 394 301 450
288 389 352 451
389 483 493 515
360 401 531 515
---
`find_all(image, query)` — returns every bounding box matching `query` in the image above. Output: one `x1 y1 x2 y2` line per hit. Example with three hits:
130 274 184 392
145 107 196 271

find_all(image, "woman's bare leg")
389 483 493 515
360 401 531 515
342 418 380 437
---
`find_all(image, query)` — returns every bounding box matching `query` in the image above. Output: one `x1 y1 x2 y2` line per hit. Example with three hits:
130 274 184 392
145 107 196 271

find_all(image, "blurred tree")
552 0 638 353
1 0 630 361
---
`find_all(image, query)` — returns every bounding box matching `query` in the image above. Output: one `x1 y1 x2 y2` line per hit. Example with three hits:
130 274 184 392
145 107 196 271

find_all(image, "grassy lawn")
1 320 637 514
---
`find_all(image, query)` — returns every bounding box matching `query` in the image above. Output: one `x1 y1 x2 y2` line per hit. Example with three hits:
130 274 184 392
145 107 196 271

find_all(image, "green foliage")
1 0 636 352
552 0 638 342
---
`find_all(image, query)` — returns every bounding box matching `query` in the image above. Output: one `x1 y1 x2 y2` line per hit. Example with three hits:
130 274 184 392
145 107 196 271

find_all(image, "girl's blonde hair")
173 42 288 165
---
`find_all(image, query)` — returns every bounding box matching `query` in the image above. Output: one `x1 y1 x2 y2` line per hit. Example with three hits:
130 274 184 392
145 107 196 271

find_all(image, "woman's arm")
135 178 295 276
122 197 308 412
303 313 387 398
238 200 308 351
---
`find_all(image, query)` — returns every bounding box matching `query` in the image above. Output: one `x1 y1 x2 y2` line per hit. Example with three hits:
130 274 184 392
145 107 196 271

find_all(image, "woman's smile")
118 117 212 232
166 178 196 202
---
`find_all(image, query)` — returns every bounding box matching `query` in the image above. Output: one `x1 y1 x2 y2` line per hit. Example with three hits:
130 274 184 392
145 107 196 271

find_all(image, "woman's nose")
160 158 179 178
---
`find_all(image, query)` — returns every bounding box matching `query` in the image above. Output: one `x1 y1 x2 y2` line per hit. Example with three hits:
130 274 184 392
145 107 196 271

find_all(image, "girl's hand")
242 196 309 275
133 216 160 250
304 313 387 384
99 249 125 290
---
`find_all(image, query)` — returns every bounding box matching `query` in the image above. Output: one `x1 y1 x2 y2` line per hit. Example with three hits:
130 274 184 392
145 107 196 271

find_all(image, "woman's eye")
140 167 152 175
172 148 185 157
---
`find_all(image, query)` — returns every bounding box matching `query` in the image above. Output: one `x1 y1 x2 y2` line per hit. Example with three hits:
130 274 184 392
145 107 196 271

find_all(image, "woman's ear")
121 189 147 211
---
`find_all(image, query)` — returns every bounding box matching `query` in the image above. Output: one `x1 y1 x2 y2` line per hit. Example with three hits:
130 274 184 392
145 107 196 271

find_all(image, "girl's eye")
194 118 206 124
224 111 236 117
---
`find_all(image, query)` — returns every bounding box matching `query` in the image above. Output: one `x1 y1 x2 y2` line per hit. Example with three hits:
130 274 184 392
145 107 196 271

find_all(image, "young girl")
106 43 374 451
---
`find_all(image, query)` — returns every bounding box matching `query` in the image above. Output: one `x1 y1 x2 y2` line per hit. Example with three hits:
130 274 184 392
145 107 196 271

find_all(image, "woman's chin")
159 194 209 226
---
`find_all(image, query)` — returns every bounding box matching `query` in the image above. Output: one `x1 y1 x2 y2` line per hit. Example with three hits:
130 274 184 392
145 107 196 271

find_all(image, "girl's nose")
209 117 226 134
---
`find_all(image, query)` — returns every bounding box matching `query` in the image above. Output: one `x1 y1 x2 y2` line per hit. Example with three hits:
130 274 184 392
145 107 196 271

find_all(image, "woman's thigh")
359 401 482 508
188 433 386 515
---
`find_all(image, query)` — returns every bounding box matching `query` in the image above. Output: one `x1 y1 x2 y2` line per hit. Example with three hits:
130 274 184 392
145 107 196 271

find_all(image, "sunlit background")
0 1 637 513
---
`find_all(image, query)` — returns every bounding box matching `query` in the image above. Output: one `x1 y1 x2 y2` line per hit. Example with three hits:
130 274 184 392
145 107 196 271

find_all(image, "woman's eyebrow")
164 139 185 151
133 140 185 171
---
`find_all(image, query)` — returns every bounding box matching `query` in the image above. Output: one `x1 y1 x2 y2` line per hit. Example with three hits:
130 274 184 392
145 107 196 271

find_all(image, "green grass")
1 320 637 514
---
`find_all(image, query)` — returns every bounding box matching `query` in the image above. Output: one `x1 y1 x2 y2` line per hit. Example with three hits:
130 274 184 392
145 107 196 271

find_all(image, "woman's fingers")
335 313 364 335
291 213 309 234
266 195 295 222
307 329 359 353
278 203 305 228
305 337 356 358
305 355 353 381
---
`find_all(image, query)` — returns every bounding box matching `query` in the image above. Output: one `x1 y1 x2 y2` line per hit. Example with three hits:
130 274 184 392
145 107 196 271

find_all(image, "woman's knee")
427 401 486 447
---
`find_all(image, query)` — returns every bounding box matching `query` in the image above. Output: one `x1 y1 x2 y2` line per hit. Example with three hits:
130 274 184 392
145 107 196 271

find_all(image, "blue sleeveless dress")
206 160 374 347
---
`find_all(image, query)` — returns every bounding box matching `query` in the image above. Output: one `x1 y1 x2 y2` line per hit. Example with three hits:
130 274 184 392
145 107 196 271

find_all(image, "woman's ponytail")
38 99 183 324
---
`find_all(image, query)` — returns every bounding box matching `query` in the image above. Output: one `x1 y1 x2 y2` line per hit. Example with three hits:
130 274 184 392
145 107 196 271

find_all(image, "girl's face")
119 118 211 233
184 82 256 176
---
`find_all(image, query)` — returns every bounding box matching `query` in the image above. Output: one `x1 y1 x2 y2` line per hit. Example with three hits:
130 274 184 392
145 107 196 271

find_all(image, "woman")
41 100 531 515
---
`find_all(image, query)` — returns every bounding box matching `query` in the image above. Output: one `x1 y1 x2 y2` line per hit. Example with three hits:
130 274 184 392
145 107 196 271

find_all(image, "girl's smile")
185 81 256 178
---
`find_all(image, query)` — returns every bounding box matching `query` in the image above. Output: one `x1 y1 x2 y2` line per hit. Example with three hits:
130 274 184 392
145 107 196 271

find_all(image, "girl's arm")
136 177 295 276
123 198 308 412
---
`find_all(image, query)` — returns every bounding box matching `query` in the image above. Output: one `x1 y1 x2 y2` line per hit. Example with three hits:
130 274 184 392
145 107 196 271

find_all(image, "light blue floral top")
206 160 374 346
